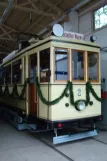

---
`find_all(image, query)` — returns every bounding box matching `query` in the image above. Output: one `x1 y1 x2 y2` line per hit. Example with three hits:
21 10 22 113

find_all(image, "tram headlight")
77 101 86 111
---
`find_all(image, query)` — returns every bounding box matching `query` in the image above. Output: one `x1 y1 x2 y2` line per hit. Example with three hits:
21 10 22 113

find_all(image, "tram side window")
55 48 68 80
12 59 22 84
5 65 11 84
40 48 50 82
0 67 4 85
72 50 84 81
88 52 98 81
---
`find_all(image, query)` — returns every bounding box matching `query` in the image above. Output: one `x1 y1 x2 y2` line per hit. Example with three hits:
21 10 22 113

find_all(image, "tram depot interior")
0 0 107 161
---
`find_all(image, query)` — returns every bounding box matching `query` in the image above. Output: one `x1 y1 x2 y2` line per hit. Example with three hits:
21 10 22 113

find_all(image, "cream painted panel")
50 85 101 121
38 85 51 119
27 43 51 56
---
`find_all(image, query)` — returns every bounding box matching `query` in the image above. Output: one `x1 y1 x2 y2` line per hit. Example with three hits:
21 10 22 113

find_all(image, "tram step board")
53 130 98 145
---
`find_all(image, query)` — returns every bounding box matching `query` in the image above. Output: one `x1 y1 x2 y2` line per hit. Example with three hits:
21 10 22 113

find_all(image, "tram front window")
55 48 68 81
72 50 84 81
88 52 98 81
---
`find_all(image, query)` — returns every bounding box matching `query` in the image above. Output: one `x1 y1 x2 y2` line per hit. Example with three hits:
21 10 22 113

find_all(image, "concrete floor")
0 121 107 161
0 121 68 161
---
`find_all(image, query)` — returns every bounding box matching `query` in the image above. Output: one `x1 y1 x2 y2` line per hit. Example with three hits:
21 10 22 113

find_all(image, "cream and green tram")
0 36 102 144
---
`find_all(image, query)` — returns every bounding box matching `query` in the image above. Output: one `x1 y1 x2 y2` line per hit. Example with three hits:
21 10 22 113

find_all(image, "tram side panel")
38 84 51 119
0 85 26 112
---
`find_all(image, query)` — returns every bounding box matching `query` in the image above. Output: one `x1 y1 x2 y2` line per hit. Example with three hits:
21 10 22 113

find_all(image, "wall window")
40 48 50 82
12 59 22 84
5 65 11 84
94 5 107 30
55 48 68 81
87 52 99 81
72 50 85 81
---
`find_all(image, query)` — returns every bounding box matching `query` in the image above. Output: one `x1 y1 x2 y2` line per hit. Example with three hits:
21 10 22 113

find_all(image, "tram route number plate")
77 89 81 96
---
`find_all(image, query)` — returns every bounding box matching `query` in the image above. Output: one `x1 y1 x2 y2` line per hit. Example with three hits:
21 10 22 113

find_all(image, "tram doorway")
29 53 37 116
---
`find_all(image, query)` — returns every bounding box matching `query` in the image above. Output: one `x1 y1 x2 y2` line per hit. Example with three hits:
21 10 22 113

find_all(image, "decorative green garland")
0 79 28 99
3 85 10 96
35 77 102 107
19 79 28 99
11 84 19 97
0 77 102 108
35 77 69 105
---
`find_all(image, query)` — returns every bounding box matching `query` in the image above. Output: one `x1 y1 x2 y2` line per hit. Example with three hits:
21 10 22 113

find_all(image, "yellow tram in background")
0 29 102 144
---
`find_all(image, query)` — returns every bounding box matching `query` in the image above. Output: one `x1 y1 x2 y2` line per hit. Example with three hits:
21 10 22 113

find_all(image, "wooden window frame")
71 49 86 83
54 47 69 82
28 53 37 84
87 52 100 83
39 48 50 83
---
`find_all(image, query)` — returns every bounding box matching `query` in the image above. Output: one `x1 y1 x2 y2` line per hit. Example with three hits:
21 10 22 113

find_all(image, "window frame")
54 47 69 82
4 64 12 85
93 4 107 31
12 58 22 84
39 48 50 83
71 49 86 82
87 52 100 83
29 53 37 84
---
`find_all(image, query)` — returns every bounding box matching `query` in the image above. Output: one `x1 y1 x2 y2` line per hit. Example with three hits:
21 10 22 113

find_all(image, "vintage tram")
0 32 102 144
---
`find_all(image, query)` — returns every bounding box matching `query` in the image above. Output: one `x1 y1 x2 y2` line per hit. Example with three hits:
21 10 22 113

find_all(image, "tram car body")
0 35 102 144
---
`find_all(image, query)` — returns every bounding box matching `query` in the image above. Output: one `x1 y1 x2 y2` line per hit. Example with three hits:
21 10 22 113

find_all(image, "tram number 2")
77 89 81 96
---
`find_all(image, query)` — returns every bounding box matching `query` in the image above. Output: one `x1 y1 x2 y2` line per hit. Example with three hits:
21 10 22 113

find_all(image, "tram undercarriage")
1 105 102 144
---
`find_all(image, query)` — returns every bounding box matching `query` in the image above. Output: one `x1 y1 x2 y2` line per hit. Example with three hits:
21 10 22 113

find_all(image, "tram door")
29 54 37 116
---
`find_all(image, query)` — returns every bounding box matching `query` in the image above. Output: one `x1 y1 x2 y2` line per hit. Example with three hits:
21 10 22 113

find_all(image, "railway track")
27 131 74 161
27 130 107 161
92 137 107 145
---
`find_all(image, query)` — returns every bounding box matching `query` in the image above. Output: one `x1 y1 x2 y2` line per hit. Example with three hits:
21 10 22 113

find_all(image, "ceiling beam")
19 2 31 7
0 37 14 41
0 30 13 37
28 0 40 11
0 52 9 55
27 0 62 32
0 44 12 52
2 24 18 32
19 0 39 7
0 26 14 40
43 0 62 13
0 0 14 24
0 2 56 17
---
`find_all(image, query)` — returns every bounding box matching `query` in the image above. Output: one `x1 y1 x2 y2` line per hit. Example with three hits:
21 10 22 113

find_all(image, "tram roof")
1 36 100 66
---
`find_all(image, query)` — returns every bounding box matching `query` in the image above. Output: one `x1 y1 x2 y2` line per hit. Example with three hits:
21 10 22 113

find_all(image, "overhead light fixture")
90 35 97 42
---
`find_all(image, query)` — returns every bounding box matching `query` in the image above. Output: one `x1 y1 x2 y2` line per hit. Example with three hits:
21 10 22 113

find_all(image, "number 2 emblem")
77 89 81 96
